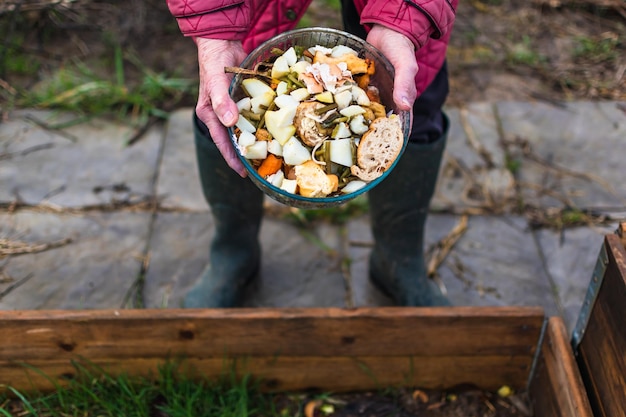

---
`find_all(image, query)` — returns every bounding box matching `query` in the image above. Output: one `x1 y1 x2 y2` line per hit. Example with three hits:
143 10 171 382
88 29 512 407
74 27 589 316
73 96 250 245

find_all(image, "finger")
366 26 419 111
199 70 239 128
392 60 418 112
209 75 240 127
197 104 248 177
196 41 246 128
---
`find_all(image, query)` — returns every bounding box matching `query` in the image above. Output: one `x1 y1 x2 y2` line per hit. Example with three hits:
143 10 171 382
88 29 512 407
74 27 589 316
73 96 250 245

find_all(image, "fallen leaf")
498 385 513 398
305 400 321 417
412 389 429 403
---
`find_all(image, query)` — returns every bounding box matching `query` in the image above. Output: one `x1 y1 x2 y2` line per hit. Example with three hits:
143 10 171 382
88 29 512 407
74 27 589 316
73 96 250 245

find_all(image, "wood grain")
529 317 593 417
576 234 626 417
0 306 544 360
0 306 543 394
3 354 533 394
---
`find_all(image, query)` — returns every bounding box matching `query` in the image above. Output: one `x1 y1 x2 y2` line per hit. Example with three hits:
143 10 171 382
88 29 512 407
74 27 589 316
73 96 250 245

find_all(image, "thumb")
366 25 419 111
204 73 239 127
392 62 419 112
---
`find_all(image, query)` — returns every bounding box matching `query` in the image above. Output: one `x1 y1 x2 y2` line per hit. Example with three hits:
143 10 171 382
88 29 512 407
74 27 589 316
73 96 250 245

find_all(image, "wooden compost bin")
1 306 592 416
571 223 626 417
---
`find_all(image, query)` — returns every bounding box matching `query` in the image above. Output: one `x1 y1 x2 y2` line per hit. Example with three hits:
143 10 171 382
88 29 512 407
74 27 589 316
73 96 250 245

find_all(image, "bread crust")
295 160 339 198
350 115 403 182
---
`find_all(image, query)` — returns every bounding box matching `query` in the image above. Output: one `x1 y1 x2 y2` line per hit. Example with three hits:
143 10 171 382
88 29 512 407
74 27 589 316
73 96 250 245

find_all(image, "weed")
11 44 196 128
559 208 586 226
0 361 277 417
0 32 41 77
286 195 369 227
573 35 620 63
505 155 521 176
299 0 342 29
506 35 545 67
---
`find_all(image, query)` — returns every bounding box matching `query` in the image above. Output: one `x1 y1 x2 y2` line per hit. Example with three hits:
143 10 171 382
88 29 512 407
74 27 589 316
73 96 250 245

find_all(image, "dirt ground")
275 387 533 417
1 0 624 111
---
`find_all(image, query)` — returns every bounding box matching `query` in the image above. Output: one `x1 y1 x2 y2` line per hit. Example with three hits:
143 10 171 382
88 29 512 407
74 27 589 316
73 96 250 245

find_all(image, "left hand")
366 24 419 112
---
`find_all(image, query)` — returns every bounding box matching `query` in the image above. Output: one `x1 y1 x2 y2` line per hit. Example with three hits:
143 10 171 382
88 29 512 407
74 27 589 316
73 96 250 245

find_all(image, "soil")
274 387 533 417
1 0 624 112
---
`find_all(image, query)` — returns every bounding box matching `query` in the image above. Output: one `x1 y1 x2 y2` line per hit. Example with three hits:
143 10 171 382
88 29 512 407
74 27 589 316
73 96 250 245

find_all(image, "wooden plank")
3 354 533 394
0 306 544 360
617 222 626 248
576 234 626 417
528 317 593 417
0 306 544 394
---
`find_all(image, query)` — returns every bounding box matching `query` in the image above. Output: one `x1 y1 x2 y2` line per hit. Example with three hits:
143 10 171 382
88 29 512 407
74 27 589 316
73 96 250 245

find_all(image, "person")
165 0 458 308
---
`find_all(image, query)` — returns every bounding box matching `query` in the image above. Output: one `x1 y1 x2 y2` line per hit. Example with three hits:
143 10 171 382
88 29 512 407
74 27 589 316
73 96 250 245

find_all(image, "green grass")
506 35 546 67
286 195 369 227
16 45 197 127
0 34 40 77
0 5 197 125
504 155 522 176
298 0 342 29
0 361 281 417
573 35 621 63
1 27 196 129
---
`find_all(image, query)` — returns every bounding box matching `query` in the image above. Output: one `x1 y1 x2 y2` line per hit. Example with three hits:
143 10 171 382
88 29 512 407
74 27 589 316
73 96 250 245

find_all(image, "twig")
531 0 626 19
517 181 577 207
22 115 79 142
0 237 72 257
0 78 17 95
224 66 273 80
445 156 501 211
509 136 626 206
126 115 162 146
0 273 33 300
459 107 495 168
0 143 55 161
427 215 469 277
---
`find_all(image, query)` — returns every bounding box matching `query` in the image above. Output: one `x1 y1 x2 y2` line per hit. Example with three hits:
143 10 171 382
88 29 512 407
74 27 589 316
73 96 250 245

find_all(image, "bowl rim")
227 27 410 207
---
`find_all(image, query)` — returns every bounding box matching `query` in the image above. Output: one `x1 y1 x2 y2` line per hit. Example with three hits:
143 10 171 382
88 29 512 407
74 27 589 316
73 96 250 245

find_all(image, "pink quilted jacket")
166 0 457 95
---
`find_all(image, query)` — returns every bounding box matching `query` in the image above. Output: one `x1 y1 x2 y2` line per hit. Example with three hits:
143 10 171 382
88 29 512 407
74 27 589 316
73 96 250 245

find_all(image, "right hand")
195 37 248 177
365 25 419 113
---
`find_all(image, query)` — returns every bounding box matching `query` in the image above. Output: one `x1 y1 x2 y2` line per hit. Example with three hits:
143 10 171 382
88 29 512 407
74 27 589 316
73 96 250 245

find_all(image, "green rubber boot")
183 115 264 308
368 119 451 307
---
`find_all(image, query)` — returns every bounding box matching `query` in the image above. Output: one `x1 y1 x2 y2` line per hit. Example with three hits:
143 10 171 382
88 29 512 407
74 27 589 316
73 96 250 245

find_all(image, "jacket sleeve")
166 0 251 40
359 0 457 49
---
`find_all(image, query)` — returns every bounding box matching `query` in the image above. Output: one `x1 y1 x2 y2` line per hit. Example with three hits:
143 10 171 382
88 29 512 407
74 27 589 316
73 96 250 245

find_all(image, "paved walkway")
1 101 624 333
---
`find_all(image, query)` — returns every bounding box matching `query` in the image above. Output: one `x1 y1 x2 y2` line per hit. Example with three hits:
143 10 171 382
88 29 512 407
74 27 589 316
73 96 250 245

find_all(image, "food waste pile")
231 44 404 199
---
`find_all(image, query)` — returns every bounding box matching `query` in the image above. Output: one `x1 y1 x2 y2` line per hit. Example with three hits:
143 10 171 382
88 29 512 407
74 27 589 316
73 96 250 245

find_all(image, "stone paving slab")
144 210 347 309
142 211 214 308
0 102 623 326
0 110 162 208
241 218 347 308
495 100 626 212
156 109 207 211
434 103 514 212
534 223 618 332
348 213 566 319
434 215 562 316
435 103 517 213
347 213 461 307
0 210 151 310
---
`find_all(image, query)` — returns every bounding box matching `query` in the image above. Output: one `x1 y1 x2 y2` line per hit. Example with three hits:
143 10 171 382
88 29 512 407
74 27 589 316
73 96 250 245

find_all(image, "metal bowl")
228 27 410 209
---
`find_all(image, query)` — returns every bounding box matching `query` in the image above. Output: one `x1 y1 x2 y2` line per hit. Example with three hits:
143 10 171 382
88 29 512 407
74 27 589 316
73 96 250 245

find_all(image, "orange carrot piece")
257 154 283 178
356 74 370 90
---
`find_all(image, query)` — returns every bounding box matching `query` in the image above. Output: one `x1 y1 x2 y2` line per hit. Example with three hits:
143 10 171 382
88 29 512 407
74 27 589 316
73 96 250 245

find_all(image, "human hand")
366 25 419 112
195 37 249 177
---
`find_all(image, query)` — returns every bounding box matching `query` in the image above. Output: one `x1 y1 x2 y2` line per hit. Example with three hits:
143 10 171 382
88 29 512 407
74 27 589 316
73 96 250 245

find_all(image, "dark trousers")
341 0 449 144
